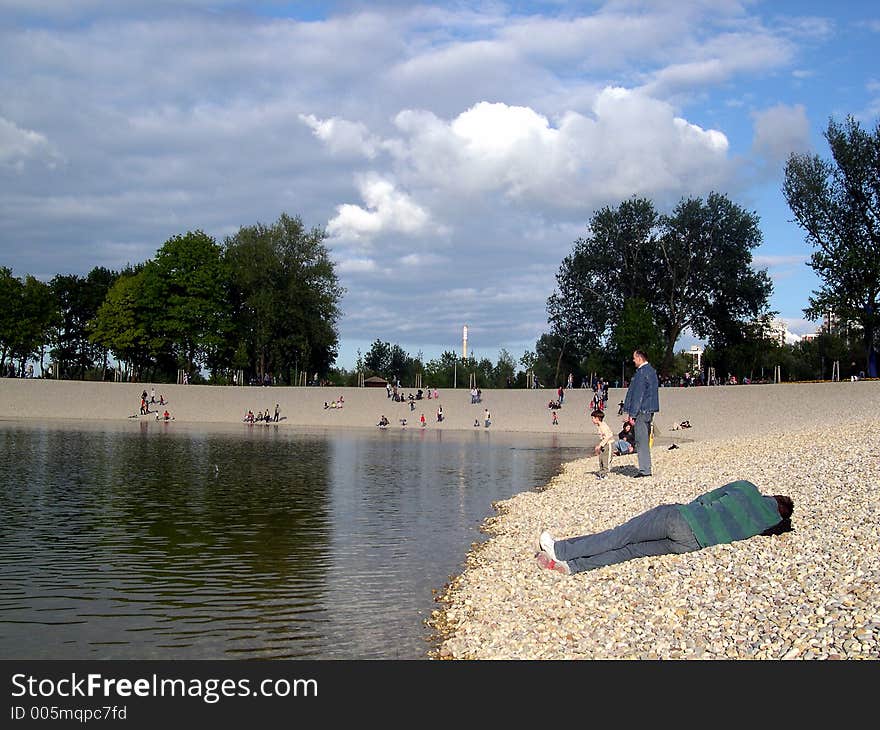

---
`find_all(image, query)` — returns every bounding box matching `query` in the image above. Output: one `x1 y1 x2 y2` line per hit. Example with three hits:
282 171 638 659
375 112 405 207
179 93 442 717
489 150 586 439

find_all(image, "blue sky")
1 0 878 369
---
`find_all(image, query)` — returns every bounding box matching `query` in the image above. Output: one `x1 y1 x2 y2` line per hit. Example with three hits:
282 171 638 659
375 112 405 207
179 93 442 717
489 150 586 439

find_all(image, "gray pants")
634 411 653 475
553 504 700 573
597 445 610 473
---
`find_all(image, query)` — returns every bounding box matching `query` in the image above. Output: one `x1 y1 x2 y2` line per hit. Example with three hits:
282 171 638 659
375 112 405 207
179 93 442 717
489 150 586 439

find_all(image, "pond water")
0 420 587 659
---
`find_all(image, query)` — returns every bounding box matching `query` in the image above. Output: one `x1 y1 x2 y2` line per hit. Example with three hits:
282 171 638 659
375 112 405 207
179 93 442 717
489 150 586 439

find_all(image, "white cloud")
381 92 731 211
0 116 59 170
326 173 437 241
751 104 811 166
299 113 382 159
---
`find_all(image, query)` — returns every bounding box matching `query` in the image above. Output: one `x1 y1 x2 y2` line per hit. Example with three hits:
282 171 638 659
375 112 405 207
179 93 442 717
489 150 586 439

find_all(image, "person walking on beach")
590 409 615 479
552 410 558 427
274 404 280 422
484 408 491 428
622 349 659 478
420 413 427 428
536 480 794 574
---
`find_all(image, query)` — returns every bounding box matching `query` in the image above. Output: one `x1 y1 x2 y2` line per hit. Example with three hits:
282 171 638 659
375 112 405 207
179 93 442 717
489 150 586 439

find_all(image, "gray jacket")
623 361 659 415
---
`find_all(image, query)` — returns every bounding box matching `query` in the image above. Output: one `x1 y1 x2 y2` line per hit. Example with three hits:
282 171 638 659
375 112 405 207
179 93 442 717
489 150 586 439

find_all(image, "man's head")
590 409 605 422
632 349 648 367
761 495 795 536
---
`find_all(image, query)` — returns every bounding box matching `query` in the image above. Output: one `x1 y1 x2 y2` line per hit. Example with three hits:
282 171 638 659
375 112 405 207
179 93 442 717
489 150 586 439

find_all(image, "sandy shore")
3 378 879 659
1 378 877 443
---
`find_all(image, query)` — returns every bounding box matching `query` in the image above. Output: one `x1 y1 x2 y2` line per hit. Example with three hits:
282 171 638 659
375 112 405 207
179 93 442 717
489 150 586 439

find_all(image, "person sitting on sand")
378 415 390 428
536 480 794 575
159 409 171 422
613 419 636 455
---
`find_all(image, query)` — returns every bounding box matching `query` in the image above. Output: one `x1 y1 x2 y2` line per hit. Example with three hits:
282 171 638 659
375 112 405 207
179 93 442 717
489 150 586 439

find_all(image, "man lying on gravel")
537 480 794 575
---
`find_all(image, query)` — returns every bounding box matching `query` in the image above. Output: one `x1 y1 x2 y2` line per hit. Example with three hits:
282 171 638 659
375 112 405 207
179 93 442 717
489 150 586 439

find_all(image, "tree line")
0 214 343 384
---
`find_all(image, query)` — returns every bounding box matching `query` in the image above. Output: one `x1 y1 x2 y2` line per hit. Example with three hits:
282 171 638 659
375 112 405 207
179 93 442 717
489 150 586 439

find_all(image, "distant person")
536 481 794 575
437 405 444 422
622 349 659 478
474 418 480 428
420 413 427 428
377 415 389 428
590 409 615 479
552 410 558 426
274 404 280 422
484 409 491 428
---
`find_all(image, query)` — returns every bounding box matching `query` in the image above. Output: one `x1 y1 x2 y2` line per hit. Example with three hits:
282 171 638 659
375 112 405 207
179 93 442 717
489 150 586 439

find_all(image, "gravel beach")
2 378 878 659
428 383 880 660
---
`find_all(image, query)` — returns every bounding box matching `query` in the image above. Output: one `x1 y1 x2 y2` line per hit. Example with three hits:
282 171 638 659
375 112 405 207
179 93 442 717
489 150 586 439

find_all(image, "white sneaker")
539 531 558 562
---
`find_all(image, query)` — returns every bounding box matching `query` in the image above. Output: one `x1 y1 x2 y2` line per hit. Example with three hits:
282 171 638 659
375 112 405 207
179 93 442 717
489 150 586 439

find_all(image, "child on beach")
591 408 615 479
552 411 558 426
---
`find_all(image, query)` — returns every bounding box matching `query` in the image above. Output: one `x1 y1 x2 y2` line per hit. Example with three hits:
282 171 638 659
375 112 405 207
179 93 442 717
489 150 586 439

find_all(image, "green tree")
549 193 773 376
364 339 392 376
147 230 232 377
3 275 58 374
547 197 659 382
89 269 158 379
783 115 880 376
493 348 517 387
224 214 343 384
0 267 21 368
654 193 774 372
50 267 117 379
609 297 664 381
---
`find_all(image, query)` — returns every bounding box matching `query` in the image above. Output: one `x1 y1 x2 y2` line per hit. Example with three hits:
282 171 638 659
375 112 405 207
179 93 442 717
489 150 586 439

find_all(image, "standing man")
622 349 659 478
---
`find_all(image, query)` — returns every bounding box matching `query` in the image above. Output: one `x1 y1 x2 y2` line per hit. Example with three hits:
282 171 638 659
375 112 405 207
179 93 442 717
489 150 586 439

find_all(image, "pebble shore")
429 418 880 659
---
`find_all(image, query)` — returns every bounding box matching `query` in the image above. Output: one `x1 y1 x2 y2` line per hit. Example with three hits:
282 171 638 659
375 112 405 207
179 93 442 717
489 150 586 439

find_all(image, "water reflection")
0 421 584 659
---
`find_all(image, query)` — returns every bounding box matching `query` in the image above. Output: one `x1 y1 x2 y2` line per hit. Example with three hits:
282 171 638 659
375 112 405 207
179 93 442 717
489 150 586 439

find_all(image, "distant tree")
609 297 664 381
653 192 774 372
547 197 658 382
364 340 392 377
224 214 343 383
548 194 772 376
146 230 231 377
493 348 517 387
90 270 157 379
0 267 21 367
783 115 880 376
50 267 117 379
423 351 460 388
3 275 58 374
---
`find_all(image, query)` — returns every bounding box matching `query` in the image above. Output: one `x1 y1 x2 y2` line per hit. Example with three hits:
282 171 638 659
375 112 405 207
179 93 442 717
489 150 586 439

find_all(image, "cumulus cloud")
351 91 731 212
326 173 437 241
751 103 812 167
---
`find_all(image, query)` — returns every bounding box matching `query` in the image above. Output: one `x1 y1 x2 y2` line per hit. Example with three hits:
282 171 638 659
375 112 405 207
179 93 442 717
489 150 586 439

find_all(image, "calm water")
0 419 586 659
